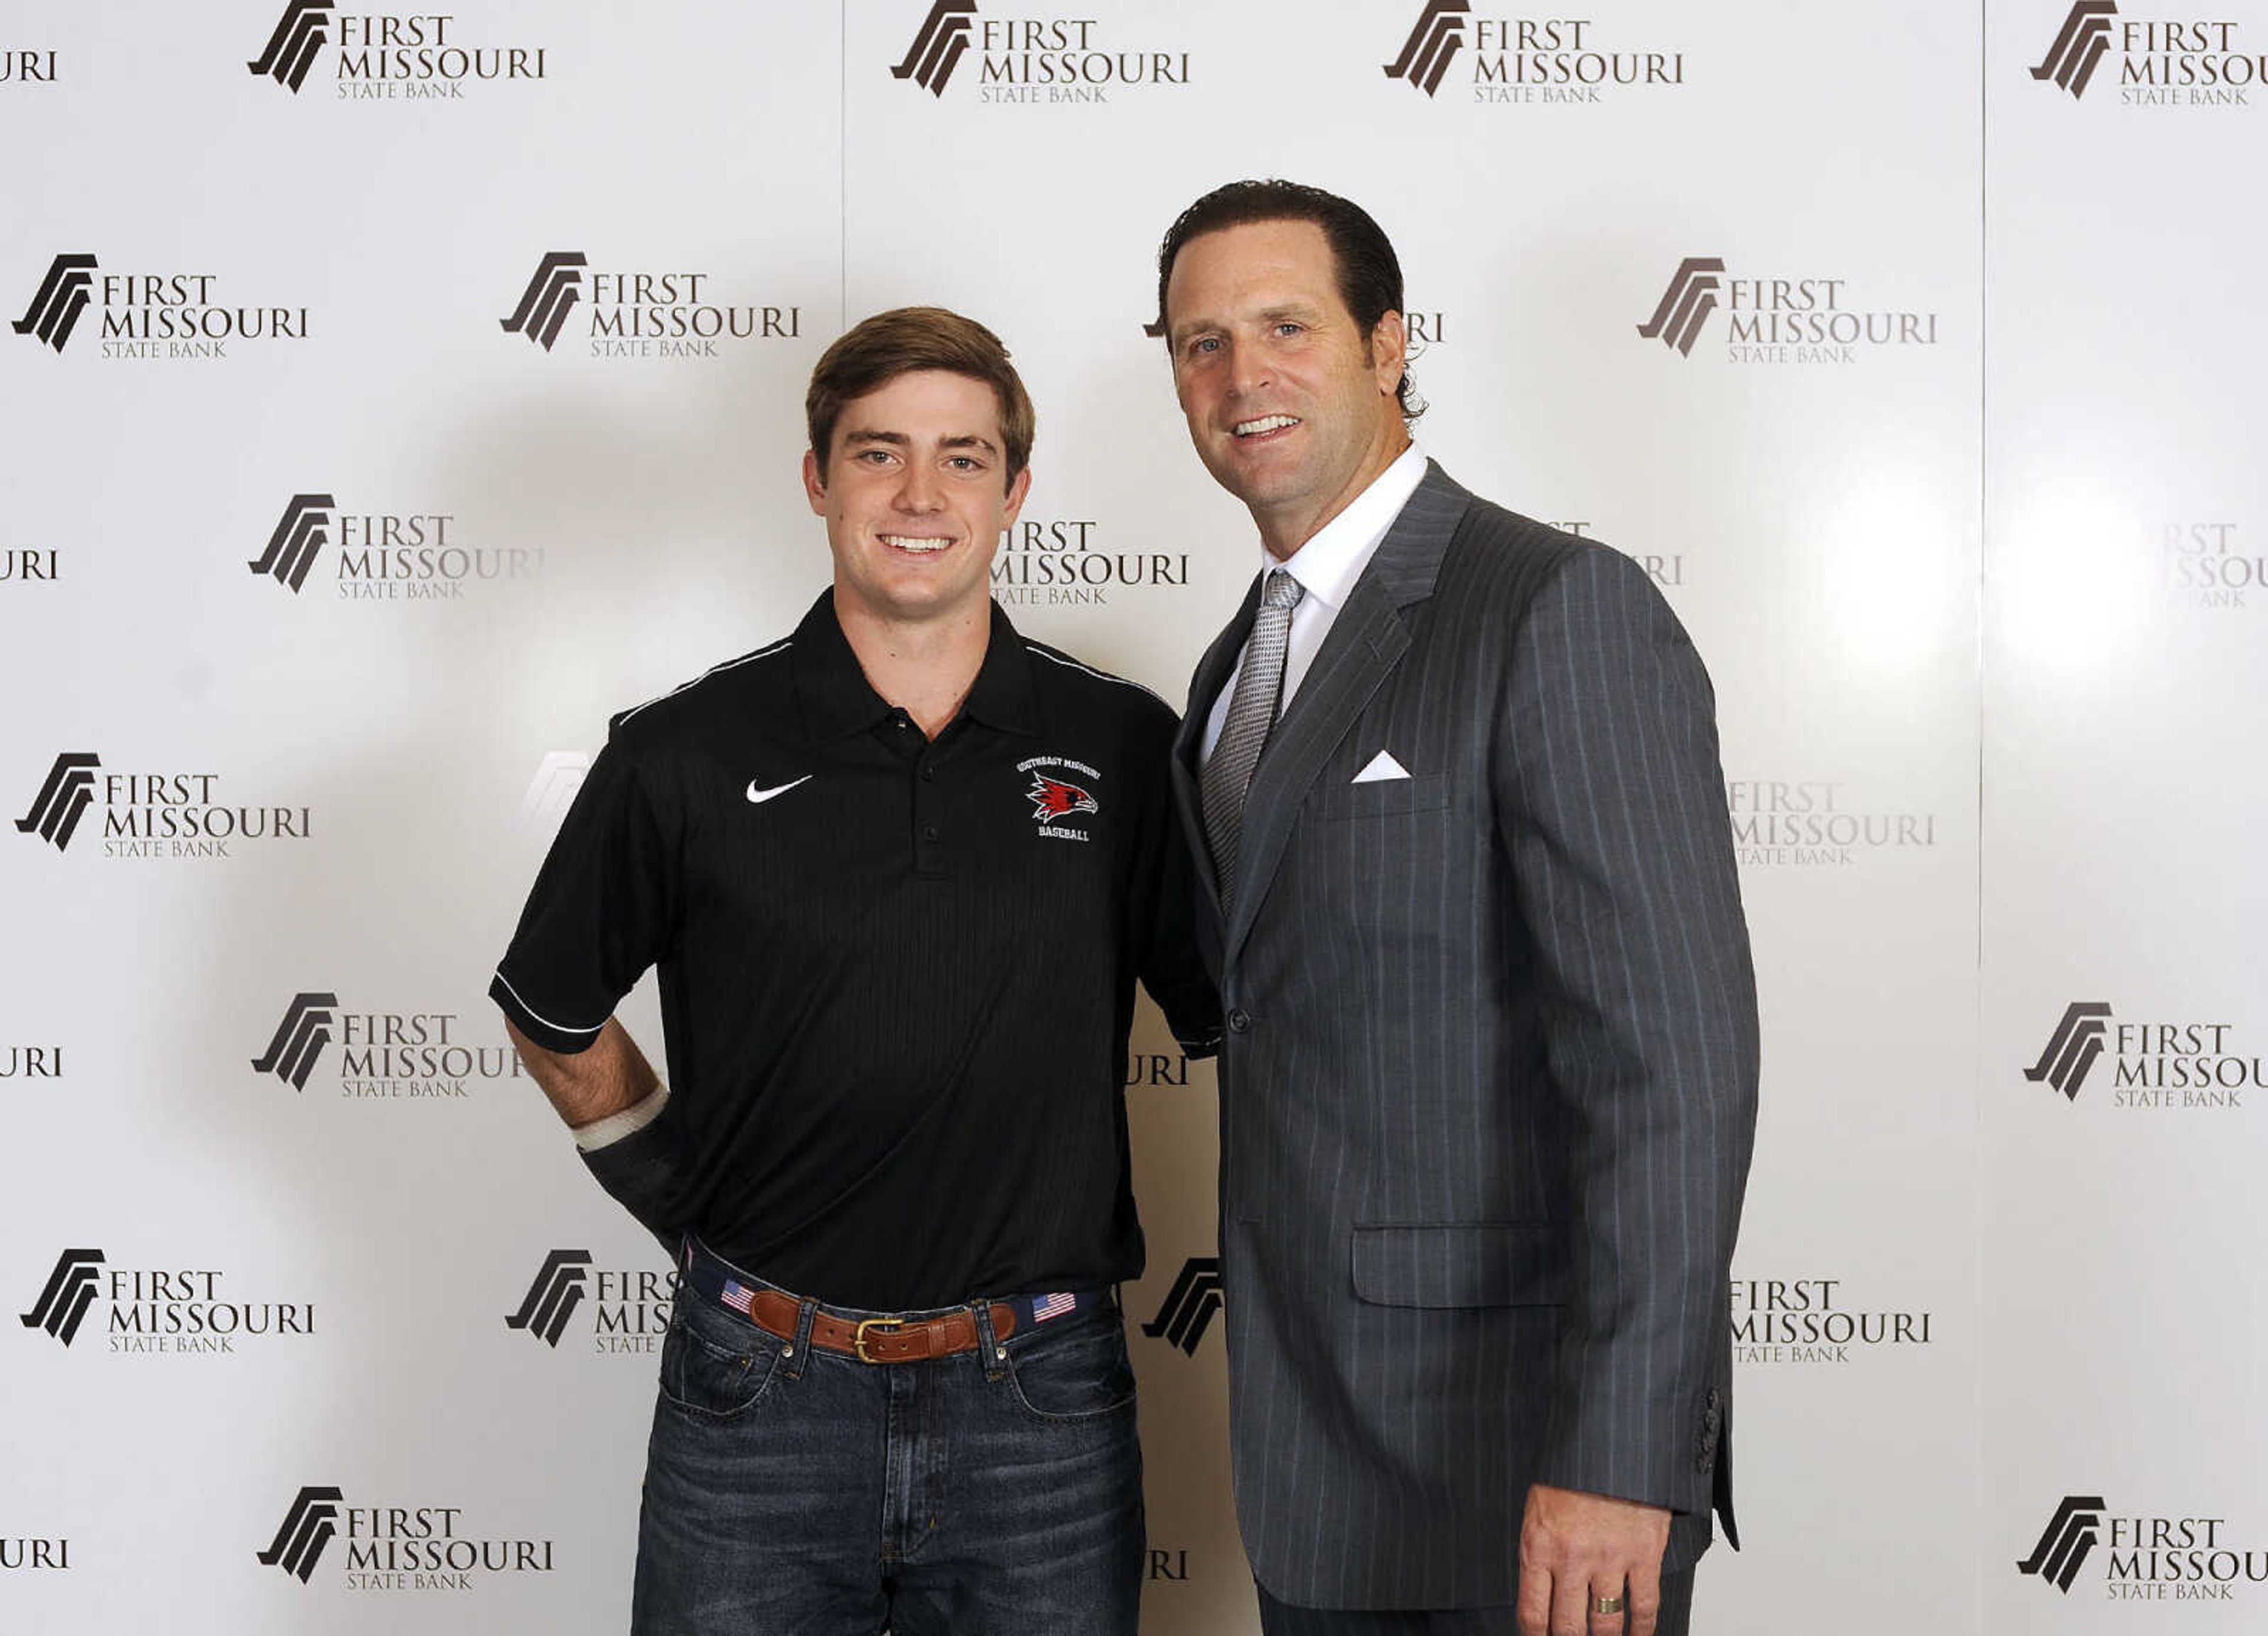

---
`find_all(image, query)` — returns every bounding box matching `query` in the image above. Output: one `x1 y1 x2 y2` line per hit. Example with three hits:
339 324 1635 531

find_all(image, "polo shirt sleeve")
1128 706 1224 1060
490 733 680 1055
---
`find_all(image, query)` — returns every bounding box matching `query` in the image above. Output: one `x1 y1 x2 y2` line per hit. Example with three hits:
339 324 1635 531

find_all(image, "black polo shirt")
491 591 1220 1311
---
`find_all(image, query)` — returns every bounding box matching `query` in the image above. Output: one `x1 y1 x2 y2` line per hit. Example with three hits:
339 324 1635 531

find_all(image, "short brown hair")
805 307 1036 485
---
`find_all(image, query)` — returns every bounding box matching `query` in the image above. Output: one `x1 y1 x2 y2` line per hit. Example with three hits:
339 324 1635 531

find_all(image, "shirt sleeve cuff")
571 1083 670 1152
489 969 612 1055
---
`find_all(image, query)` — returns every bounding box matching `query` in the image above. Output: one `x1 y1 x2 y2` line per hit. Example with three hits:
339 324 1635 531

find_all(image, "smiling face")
802 368 1031 630
1164 218 1409 558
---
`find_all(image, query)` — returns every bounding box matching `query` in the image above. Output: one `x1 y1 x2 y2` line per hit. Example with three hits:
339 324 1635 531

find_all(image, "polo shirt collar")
791 591 1040 742
959 602 1042 736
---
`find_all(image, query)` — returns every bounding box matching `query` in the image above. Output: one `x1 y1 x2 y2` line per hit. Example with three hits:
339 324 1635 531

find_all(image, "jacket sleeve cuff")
578 1116 687 1252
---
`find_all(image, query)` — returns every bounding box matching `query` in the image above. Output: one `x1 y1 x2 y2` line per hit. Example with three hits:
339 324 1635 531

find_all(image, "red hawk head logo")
1027 774 1099 824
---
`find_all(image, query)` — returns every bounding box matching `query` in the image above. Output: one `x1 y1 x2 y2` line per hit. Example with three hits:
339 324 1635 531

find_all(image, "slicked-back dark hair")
1152 179 1423 425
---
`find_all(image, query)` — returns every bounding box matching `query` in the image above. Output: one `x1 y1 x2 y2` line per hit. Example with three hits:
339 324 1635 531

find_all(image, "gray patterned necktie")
1202 569 1305 894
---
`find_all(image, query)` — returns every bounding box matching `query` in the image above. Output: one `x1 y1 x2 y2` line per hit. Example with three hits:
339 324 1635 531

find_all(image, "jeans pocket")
1004 1312 1138 1423
658 1303 784 1420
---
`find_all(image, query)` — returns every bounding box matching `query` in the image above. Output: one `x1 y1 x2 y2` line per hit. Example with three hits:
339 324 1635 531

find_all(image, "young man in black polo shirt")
491 307 1220 1635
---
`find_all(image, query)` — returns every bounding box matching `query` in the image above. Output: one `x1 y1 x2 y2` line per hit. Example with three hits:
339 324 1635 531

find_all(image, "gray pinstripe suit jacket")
1169 462 1759 1609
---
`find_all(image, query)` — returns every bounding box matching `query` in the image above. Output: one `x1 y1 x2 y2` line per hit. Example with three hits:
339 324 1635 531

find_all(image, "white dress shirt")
1200 442 1429 763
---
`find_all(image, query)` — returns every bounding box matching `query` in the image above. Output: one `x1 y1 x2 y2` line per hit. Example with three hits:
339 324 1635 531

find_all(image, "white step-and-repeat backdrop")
4 3 2262 1631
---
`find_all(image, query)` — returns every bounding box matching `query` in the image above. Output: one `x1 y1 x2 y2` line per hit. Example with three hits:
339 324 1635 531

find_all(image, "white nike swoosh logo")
745 775 813 804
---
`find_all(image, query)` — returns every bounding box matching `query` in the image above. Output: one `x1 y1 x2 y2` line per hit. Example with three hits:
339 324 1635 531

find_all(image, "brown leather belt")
740 1288 1021 1364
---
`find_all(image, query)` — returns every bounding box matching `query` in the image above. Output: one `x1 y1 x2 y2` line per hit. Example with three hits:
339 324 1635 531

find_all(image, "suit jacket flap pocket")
1315 774 1451 821
1350 1222 1569 1309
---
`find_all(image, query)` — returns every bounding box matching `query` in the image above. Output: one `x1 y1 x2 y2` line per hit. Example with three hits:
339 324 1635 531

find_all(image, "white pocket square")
1351 751 1410 784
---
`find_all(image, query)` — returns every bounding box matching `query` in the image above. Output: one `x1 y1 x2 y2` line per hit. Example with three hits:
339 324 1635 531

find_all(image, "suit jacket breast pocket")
1306 777 1456 933
1314 774 1451 822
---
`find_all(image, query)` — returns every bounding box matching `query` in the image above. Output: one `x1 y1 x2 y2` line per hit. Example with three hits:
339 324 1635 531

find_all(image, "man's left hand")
1514 1483 1671 1636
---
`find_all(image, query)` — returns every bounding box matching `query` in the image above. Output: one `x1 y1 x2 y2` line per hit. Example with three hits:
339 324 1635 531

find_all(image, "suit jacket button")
1227 1009 1250 1034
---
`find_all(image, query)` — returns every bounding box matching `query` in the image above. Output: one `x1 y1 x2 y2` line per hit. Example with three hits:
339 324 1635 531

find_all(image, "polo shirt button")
921 823 940 842
920 765 935 782
1227 1009 1250 1034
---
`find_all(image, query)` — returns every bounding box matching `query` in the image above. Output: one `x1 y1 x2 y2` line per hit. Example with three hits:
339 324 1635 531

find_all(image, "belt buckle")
853 1316 905 1364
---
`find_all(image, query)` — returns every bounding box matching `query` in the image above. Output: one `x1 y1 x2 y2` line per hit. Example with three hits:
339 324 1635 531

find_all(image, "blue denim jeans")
632 1241 1143 1635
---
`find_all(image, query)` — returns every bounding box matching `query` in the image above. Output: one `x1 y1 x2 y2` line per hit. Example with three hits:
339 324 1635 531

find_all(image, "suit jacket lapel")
1172 570 1263 915
1220 462 1471 966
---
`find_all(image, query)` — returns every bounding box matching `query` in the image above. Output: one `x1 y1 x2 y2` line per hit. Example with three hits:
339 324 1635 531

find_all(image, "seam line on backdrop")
840 0 848 330
1972 6 1990 1632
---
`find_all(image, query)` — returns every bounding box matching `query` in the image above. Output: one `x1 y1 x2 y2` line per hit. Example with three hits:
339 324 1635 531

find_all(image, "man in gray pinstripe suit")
1152 181 1759 1636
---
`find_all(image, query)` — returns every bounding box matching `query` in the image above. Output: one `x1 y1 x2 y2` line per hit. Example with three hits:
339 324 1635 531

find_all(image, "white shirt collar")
1272 442 1429 611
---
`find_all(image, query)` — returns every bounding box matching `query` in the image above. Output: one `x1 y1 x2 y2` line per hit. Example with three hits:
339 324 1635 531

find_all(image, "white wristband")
571 1083 669 1152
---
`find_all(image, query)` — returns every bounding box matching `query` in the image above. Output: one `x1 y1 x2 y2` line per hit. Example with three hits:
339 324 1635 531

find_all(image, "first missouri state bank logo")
15 753 311 859
1637 256 1940 364
505 1250 675 1353
247 493 543 600
2025 1001 2261 1108
2029 2 2261 106
10 253 311 360
1383 1 1683 102
2016 1495 2267 1599
500 252 801 359
252 992 524 1098
18 1247 315 1354
258 1485 556 1588
887 1 1191 102
248 0 548 99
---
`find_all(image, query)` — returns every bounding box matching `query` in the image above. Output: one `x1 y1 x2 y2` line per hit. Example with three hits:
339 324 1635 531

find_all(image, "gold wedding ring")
1592 1592 1627 1616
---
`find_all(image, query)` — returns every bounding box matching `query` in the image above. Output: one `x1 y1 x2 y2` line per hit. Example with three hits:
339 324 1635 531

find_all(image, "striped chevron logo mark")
15 752 101 852
1140 1256 1223 1356
891 0 976 96
252 992 341 1091
256 1486 346 1582
504 1250 594 1348
247 0 334 94
500 252 589 352
1636 256 1728 357
2025 1002 2113 1100
19 1249 106 1346
1384 1 1471 97
2016 1495 2107 1592
12 254 98 352
2031 2 2117 99
249 494 337 594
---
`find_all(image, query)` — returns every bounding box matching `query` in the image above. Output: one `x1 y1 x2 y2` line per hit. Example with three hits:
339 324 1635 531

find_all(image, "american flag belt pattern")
677 1241 1113 1364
